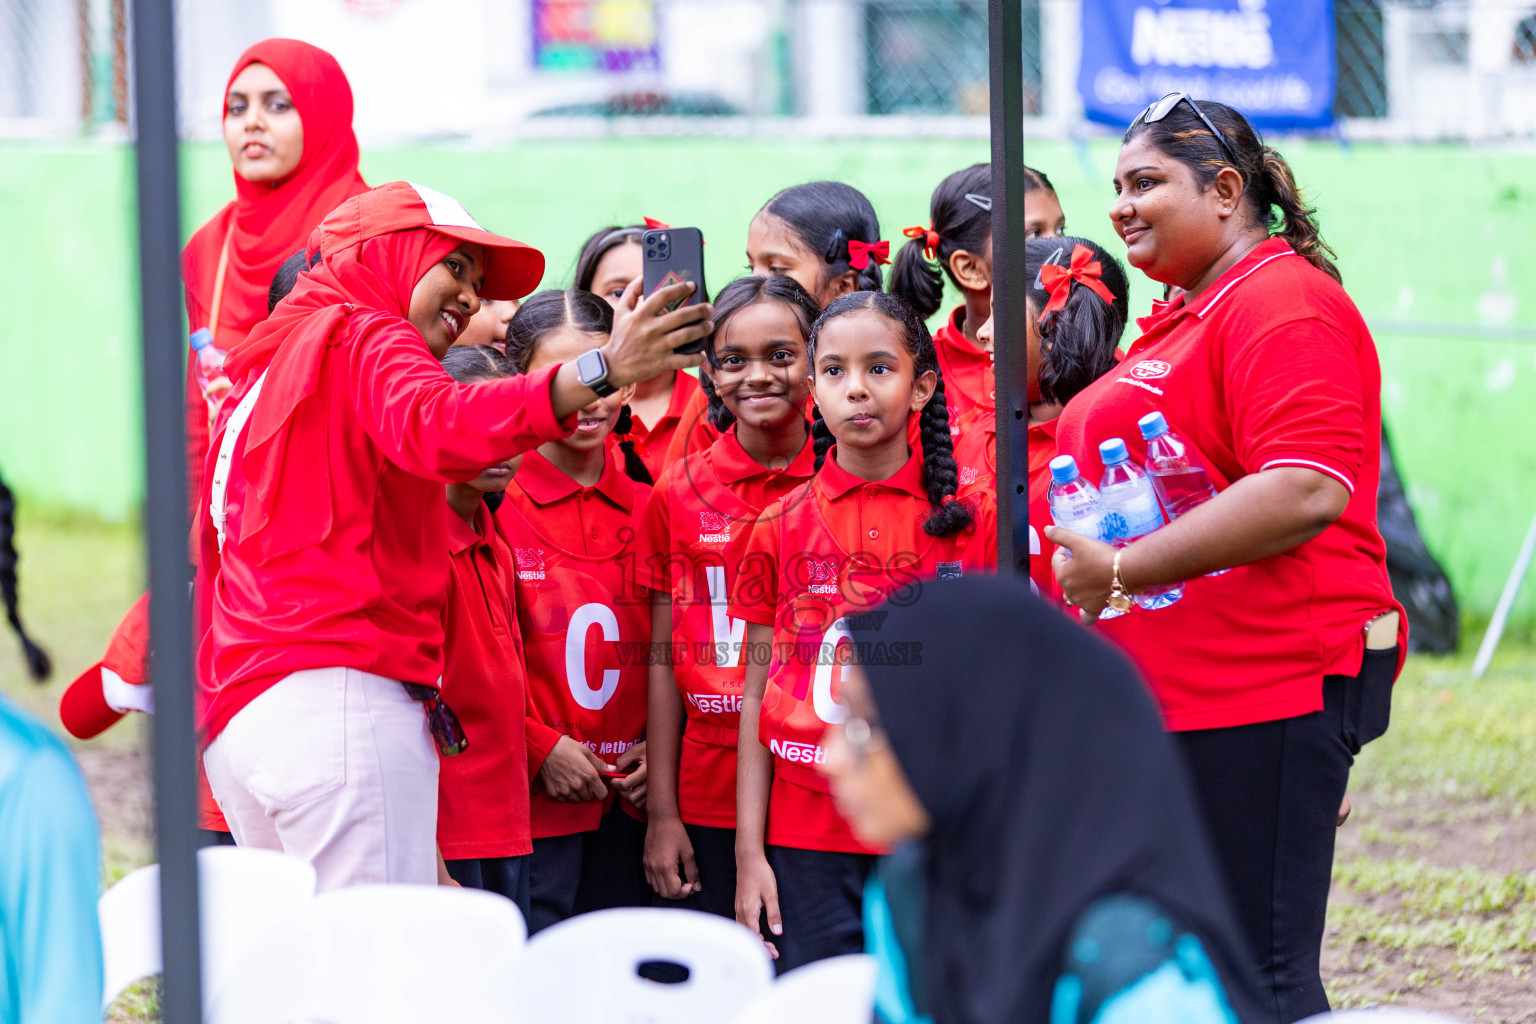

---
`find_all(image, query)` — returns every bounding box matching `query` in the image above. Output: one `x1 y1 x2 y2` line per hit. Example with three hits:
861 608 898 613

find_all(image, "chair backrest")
727 955 878 1024
510 907 774 1024
206 883 528 1024
98 846 318 1011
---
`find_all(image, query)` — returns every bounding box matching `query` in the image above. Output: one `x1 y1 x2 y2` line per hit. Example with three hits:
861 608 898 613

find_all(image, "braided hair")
701 275 821 433
807 293 975 538
505 290 651 485
0 471 50 680
889 163 992 320
760 181 885 294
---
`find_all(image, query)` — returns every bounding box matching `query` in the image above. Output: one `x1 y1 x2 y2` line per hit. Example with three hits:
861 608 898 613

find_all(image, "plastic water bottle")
189 328 230 409
1139 411 1229 577
1098 437 1184 611
1048 454 1119 617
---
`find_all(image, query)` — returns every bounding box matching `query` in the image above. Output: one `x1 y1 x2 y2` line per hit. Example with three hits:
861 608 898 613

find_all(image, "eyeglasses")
842 716 889 769
403 683 469 756
1140 92 1237 165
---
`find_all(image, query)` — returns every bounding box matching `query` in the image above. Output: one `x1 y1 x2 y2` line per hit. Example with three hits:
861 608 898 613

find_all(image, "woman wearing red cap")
181 38 369 503
197 181 712 891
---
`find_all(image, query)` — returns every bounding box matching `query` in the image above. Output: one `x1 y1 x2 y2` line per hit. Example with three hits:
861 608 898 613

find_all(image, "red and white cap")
312 181 545 301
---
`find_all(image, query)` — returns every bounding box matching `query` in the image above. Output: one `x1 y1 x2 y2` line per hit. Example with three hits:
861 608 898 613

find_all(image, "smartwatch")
575 348 617 398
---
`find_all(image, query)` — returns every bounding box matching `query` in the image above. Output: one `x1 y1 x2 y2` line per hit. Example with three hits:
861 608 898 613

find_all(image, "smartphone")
642 227 708 354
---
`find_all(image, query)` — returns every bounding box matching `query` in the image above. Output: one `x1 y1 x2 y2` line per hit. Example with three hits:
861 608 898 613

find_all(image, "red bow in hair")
643 217 670 230
1039 244 1116 313
902 224 941 261
847 239 890 270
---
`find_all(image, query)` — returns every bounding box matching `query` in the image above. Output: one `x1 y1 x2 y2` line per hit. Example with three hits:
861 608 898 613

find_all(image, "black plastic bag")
1378 427 1459 654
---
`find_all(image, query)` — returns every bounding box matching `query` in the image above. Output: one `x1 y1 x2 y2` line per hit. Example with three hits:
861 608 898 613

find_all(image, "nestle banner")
1078 0 1336 130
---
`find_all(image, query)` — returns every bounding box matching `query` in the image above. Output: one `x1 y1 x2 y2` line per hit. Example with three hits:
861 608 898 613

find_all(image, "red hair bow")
643 217 670 230
847 239 889 270
903 224 941 261
1039 244 1115 313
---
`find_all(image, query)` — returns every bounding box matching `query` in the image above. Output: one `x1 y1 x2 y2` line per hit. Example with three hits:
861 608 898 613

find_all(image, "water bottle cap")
1138 411 1169 439
1099 438 1130 466
189 328 214 352
1049 454 1079 484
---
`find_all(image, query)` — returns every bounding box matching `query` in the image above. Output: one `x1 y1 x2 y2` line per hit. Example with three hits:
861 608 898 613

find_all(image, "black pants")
766 845 876 975
528 805 651 935
1177 648 1395 1024
446 854 532 924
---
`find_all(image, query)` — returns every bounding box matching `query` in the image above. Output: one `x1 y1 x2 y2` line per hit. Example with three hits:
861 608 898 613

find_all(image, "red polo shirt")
1054 238 1404 731
954 408 1061 603
497 446 652 838
731 444 997 853
197 322 574 743
634 424 816 829
662 383 720 469
630 370 702 481
934 306 994 429
438 501 532 859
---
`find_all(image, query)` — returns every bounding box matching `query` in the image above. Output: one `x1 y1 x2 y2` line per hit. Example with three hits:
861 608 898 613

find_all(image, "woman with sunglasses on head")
1045 94 1403 1023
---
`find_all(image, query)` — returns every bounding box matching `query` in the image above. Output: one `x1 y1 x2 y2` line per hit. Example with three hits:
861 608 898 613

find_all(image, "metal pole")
989 0 1028 575
1471 509 1536 679
129 0 204 1020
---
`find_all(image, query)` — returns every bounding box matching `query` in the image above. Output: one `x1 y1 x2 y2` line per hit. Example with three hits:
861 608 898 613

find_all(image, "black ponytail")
1024 236 1130 405
702 275 822 434
614 405 654 485
761 181 884 297
808 293 975 538
810 401 835 471
889 163 992 319
0 472 50 681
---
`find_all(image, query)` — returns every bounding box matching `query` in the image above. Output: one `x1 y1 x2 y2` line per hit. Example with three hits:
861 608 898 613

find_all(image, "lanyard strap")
207 228 233 347
209 370 267 553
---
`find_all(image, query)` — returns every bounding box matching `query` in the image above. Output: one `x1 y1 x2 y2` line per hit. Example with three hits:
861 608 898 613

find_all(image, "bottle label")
1100 487 1163 542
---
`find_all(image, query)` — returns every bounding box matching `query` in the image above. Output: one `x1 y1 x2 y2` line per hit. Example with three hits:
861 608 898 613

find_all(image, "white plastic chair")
98 845 317 1011
728 954 878 1024
1298 1013 1468 1023
206 883 527 1024
509 907 774 1024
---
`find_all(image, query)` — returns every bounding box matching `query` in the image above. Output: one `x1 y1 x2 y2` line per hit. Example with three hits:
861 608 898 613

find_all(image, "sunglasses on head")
403 682 468 756
1140 92 1238 165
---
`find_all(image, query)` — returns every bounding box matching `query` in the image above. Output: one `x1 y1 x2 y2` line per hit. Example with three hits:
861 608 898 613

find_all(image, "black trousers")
446 854 532 924
528 804 651 935
1177 647 1395 1024
766 845 876 975
649 823 738 920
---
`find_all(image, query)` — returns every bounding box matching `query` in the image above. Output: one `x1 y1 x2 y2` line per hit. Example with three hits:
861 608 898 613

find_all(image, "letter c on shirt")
566 602 621 711
811 617 853 725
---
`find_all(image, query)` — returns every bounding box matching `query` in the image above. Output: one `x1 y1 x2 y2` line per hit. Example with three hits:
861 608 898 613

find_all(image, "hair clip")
643 217 671 230
847 239 890 270
941 493 958 505
903 224 941 261
963 193 992 213
824 228 848 265
1039 244 1115 313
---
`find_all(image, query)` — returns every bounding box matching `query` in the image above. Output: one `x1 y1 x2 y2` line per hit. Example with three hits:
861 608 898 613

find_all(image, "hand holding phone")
642 228 708 354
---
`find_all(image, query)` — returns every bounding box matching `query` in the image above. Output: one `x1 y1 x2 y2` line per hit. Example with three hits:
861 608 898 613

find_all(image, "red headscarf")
181 38 368 348
220 181 544 561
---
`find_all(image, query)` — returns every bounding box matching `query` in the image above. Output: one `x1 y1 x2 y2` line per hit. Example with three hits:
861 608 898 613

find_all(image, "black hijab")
850 574 1262 1024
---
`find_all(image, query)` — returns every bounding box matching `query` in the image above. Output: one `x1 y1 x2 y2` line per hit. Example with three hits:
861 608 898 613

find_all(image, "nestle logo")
959 466 979 487
807 560 837 583
1130 360 1171 380
515 547 546 579
769 738 825 765
698 511 729 534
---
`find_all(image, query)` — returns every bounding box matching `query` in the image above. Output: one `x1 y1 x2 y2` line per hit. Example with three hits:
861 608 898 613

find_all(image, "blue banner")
1078 0 1336 131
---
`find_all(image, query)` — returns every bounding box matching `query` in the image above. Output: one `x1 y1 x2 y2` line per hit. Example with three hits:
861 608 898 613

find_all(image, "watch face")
577 349 605 384
1107 591 1133 613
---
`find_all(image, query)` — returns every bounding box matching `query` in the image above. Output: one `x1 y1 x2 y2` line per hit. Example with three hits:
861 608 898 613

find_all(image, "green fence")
2 137 1533 619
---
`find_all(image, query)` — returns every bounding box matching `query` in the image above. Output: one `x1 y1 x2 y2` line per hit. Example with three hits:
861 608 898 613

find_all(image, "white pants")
203 667 439 892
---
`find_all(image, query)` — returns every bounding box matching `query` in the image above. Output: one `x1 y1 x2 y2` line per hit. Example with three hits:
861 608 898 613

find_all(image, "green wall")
2 137 1534 618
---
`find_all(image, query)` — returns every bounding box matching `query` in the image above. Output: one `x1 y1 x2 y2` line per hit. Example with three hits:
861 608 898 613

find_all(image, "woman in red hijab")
197 182 713 892
181 38 368 501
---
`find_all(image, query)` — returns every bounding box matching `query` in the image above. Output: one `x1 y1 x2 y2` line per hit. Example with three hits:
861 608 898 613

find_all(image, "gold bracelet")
1106 549 1134 612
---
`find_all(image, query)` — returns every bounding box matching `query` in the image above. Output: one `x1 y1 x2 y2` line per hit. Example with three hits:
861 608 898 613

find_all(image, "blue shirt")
0 695 103 1024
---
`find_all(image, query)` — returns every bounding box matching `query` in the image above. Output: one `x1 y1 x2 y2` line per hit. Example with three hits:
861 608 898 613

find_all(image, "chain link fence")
5 0 1536 139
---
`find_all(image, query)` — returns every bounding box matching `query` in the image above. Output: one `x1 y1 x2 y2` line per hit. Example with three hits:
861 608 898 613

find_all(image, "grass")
3 510 1533 1021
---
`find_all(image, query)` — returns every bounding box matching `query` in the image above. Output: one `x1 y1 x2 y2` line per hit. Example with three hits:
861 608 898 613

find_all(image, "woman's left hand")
612 741 648 809
1045 526 1116 624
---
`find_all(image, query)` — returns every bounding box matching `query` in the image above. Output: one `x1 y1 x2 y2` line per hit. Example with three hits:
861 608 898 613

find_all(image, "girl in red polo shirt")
666 181 889 468
436 345 535 918
1024 164 1067 240
497 289 657 933
198 182 712 893
1046 96 1402 1023
636 275 822 920
890 163 995 428
574 223 702 481
730 291 996 972
954 236 1129 599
